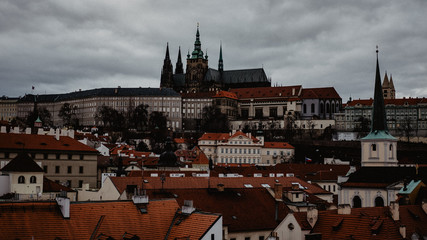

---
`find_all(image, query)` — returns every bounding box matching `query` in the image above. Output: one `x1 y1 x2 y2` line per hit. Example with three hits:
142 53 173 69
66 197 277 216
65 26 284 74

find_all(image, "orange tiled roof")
300 87 341 99
198 132 230 141
0 199 220 240
146 188 289 233
193 150 210 165
111 176 328 195
264 142 295 149
199 131 259 143
311 207 403 239
174 138 187 144
230 86 302 99
0 133 97 153
213 90 238 100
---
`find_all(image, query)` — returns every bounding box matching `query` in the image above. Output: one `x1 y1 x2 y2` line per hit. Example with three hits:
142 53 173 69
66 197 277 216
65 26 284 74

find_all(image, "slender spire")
165 42 170 60
218 42 223 72
175 46 183 74
382 71 389 87
371 46 388 132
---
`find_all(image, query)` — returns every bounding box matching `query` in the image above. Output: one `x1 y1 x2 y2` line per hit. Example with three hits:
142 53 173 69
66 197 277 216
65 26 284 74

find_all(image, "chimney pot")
274 183 283 200
337 204 351 215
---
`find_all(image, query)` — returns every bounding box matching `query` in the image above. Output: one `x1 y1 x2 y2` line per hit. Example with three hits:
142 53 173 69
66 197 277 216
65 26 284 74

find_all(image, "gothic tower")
218 42 224 72
360 47 397 167
185 25 209 93
382 72 396 99
160 43 174 89
175 46 184 74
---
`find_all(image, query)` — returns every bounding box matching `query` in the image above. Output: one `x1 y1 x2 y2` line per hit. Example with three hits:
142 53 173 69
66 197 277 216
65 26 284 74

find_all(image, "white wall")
0 175 10 196
201 216 223 240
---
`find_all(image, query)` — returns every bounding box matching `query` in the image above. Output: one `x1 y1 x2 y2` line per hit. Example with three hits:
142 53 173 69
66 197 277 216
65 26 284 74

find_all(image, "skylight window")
244 184 253 188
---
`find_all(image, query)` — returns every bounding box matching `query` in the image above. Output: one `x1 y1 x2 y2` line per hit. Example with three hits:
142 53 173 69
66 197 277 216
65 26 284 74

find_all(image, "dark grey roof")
222 68 268 84
203 68 269 84
17 88 180 103
344 167 427 184
1 152 44 172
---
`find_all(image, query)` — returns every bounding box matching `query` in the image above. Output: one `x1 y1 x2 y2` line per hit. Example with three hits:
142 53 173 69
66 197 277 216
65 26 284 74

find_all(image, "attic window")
288 223 295 230
63 143 70 146
261 184 270 188
244 184 253 188
232 216 237 220
40 142 47 146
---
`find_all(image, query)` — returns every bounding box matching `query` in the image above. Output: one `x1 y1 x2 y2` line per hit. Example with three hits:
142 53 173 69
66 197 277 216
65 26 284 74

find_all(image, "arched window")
303 104 307 114
389 144 394 158
326 103 330 113
372 144 377 151
311 103 315 113
375 196 384 207
353 196 362 208
30 176 37 184
332 103 335 113
18 176 25 184
320 103 324 114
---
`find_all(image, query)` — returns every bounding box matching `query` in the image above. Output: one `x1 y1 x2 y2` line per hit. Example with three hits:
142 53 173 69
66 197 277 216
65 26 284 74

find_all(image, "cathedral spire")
218 42 224 72
175 46 183 74
165 42 171 60
191 24 203 59
370 46 389 134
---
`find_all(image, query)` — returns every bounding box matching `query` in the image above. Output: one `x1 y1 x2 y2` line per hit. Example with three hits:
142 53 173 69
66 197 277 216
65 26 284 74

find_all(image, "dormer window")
18 176 25 184
30 176 37 184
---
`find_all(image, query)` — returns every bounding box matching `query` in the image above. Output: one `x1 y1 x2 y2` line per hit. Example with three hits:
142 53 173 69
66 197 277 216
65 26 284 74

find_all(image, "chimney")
291 183 299 190
337 204 351 215
37 128 44 135
390 201 399 221
69 130 75 139
182 200 195 215
55 130 60 141
0 126 6 133
217 183 224 192
307 206 318 228
292 88 295 96
13 127 19 134
274 183 283 200
399 225 406 239
25 128 31 134
56 197 70 218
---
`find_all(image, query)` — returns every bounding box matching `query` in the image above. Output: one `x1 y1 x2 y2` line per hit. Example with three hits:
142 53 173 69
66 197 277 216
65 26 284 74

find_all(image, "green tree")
201 106 229 133
148 111 168 153
130 104 149 131
58 103 79 128
95 105 125 131
25 107 53 127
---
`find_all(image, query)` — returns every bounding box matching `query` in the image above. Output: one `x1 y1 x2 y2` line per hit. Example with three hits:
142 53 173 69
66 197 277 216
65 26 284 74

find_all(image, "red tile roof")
110 176 328 195
300 87 341 99
0 133 97 153
43 177 74 192
230 86 302 99
147 188 289 233
199 131 259 143
264 142 295 149
213 90 238 100
311 207 402 239
0 199 220 240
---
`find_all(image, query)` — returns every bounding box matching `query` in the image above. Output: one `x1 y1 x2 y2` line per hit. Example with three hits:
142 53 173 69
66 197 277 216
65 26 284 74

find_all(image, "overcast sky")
1 0 426 101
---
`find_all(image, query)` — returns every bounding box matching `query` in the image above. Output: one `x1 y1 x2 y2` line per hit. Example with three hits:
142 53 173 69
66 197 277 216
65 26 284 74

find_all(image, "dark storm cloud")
0 0 426 101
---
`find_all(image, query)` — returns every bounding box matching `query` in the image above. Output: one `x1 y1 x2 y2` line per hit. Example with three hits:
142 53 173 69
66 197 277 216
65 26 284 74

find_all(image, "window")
375 196 384 207
245 237 251 240
43 165 48 173
56 154 61 159
79 166 84 174
372 144 377 151
303 104 307 114
18 176 25 184
79 180 83 188
353 196 362 208
311 103 315 113
241 109 249 118
67 166 72 174
80 155 84 160
44 153 48 159
67 180 71 187
55 166 60 174
269 107 277 117
255 108 263 119
211 233 215 240
30 176 36 183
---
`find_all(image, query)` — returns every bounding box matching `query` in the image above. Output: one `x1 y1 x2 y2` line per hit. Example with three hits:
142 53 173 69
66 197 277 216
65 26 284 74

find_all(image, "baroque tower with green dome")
360 47 398 167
